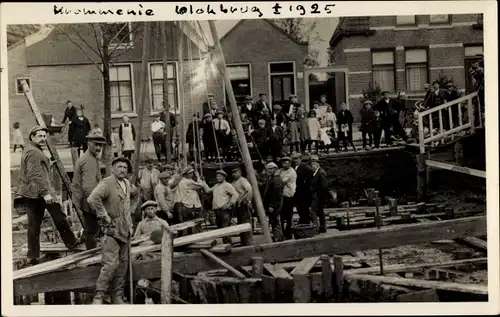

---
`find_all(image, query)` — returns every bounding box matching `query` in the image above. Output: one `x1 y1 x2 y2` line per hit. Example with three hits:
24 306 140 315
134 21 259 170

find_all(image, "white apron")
121 123 135 151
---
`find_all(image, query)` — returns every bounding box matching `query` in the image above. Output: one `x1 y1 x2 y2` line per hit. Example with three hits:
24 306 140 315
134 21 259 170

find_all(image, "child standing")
111 127 121 157
360 100 375 150
337 102 357 152
296 105 310 153
307 109 321 153
287 112 300 154
12 122 24 152
373 110 384 149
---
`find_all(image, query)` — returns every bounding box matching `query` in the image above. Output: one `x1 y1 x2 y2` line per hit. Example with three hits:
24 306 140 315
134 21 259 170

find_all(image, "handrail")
419 91 478 116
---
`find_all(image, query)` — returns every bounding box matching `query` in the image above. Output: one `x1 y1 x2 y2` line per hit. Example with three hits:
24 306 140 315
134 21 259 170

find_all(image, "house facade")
329 14 483 120
8 20 309 143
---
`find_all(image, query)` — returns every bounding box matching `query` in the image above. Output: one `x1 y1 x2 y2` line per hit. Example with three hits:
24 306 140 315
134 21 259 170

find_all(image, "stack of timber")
13 216 486 304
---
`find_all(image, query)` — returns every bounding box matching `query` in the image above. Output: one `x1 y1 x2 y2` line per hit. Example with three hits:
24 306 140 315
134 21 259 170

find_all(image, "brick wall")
332 14 483 121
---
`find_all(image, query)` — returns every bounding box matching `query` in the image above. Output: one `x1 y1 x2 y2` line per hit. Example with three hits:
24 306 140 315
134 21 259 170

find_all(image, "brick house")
329 14 483 120
8 20 308 143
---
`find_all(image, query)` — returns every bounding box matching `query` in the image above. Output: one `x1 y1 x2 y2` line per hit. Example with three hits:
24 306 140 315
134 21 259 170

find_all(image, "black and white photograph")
1 1 498 315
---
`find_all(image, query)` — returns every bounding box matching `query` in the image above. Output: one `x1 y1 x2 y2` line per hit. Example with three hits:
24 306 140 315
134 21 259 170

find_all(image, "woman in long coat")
296 105 310 153
72 108 91 157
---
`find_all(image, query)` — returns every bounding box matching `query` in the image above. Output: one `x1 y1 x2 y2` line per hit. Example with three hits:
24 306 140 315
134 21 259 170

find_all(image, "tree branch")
89 23 104 61
108 23 142 57
66 25 104 62
61 31 103 74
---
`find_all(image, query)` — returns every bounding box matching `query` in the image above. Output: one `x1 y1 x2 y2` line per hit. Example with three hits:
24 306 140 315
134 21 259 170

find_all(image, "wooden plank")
396 289 440 302
320 255 333 299
333 255 344 301
290 257 319 276
251 257 264 278
345 257 488 275
161 228 174 304
425 159 486 178
209 244 232 254
199 249 246 279
186 240 217 250
14 216 486 295
456 236 487 251
346 274 488 295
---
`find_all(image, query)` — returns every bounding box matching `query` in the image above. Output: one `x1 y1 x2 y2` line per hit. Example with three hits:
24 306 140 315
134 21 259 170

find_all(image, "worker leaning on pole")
87 156 140 304
17 126 82 266
71 129 107 250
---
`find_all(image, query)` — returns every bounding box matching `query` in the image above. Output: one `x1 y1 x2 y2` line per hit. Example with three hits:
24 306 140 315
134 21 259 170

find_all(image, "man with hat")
279 156 297 239
87 156 140 304
374 90 407 146
240 95 257 125
291 152 314 225
201 170 239 244
151 113 166 161
254 93 270 118
287 94 302 117
137 158 160 202
201 113 217 161
71 129 107 250
17 126 81 265
231 166 254 246
309 155 329 233
154 165 176 221
262 162 284 242
134 200 167 237
213 110 231 161
203 93 216 115
272 104 287 127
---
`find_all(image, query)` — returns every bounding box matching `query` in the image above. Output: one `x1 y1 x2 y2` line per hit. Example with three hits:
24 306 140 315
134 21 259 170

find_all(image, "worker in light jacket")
231 166 254 246
71 129 106 250
279 157 297 240
310 155 329 233
87 157 140 305
17 126 81 265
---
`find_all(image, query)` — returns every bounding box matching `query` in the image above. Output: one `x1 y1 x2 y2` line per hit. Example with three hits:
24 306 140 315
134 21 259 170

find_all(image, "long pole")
208 21 272 244
177 22 188 167
131 22 151 183
160 22 173 163
374 191 384 275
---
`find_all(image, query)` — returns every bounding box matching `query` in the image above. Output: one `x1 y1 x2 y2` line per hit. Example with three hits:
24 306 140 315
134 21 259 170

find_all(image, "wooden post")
467 96 475 134
131 22 151 183
320 254 333 300
160 22 173 163
251 257 264 278
333 255 343 302
161 227 174 304
374 191 384 275
417 111 425 154
20 80 84 228
177 21 187 166
387 197 398 217
208 21 272 244
416 154 427 202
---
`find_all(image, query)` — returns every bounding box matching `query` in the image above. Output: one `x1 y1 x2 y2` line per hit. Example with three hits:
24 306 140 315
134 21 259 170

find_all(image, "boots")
92 291 105 305
112 291 127 304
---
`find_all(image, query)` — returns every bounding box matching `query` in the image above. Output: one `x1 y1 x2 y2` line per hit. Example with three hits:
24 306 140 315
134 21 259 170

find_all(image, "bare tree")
272 18 322 68
56 23 143 174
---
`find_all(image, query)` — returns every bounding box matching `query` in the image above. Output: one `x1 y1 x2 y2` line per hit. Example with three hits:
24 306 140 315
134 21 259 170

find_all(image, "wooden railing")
418 92 481 153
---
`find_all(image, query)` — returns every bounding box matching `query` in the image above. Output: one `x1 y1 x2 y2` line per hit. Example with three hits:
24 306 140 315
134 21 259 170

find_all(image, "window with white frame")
372 51 395 92
105 22 133 49
150 63 177 111
269 62 295 104
429 15 450 24
226 64 251 106
405 48 428 92
396 15 416 25
16 77 31 94
110 65 134 113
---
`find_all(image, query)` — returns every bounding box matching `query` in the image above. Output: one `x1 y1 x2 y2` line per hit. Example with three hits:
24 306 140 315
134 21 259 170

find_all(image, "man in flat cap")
254 93 270 122
87 156 140 304
154 166 175 221
231 166 254 245
17 126 81 265
201 170 239 243
309 155 329 233
71 129 107 250
134 200 168 237
374 90 407 146
137 158 160 202
279 156 297 239
151 113 166 161
240 95 257 126
291 152 314 225
262 162 284 242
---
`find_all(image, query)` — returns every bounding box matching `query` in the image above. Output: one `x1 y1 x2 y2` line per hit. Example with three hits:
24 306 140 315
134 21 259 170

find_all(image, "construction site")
9 19 488 305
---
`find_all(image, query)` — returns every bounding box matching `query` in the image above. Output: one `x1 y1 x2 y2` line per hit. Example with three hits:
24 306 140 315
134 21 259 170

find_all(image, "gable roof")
219 19 308 46
329 17 375 48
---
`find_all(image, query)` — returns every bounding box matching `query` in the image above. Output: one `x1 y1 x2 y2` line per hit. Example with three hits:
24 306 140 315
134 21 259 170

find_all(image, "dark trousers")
235 203 254 246
362 132 373 148
373 128 382 148
173 203 203 236
280 197 295 239
215 132 229 160
23 197 77 261
83 211 100 250
152 132 166 161
289 142 300 154
214 209 232 244
95 235 129 295
267 208 284 242
295 195 312 224
310 195 326 231
123 150 134 160
389 117 408 142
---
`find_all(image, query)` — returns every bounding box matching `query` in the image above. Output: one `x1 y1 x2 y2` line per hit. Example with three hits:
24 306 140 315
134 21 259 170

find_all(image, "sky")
201 17 339 67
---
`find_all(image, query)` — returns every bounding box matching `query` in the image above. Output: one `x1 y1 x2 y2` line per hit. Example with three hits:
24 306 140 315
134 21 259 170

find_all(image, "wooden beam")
20 80 84 227
456 237 487 251
161 227 174 304
290 257 319 276
346 274 488 295
345 257 488 275
13 216 486 295
320 255 333 299
426 159 486 178
199 249 246 279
